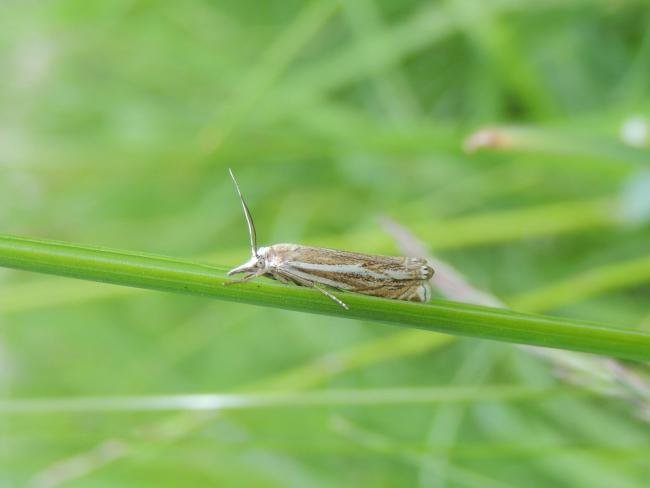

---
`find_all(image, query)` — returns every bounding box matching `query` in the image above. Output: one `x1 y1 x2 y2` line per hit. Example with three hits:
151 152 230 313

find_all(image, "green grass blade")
0 385 568 414
1 233 649 361
511 254 650 312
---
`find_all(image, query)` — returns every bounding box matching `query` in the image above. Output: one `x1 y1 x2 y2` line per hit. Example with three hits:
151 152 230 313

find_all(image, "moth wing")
286 246 433 282
271 245 433 300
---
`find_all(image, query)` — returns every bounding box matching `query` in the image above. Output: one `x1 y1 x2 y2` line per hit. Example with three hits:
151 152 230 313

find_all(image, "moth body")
226 170 434 309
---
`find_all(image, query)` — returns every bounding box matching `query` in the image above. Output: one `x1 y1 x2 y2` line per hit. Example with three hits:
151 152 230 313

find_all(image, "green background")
1 0 649 486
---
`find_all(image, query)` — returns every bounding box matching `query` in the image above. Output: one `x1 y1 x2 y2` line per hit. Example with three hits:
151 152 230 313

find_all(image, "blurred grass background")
1 0 650 486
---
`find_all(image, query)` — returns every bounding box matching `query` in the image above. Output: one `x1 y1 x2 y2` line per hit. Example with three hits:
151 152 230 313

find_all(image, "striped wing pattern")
267 244 433 302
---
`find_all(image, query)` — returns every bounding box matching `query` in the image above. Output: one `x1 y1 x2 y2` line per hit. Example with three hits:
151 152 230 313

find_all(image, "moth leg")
224 271 263 286
271 273 291 285
273 269 349 310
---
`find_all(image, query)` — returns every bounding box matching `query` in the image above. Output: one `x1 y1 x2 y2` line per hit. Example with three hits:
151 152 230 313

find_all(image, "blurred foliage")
1 0 649 486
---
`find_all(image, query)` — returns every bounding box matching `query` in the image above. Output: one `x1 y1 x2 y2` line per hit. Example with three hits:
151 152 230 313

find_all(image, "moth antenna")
228 168 258 256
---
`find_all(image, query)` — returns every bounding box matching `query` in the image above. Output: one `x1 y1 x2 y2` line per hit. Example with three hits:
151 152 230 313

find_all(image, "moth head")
227 246 271 276
227 254 263 276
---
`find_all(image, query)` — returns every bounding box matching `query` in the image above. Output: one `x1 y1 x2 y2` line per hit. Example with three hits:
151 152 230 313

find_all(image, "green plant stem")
1 234 649 361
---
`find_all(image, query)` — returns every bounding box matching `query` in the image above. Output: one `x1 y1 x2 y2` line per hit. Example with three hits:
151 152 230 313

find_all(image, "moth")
227 169 434 309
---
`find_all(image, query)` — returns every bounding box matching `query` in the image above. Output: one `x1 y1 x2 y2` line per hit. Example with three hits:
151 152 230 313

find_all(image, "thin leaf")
1 234 649 361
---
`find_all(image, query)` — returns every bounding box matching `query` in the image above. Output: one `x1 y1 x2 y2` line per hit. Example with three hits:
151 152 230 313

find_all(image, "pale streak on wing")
288 261 427 284
276 245 405 267
383 268 424 280
294 261 430 281
287 262 387 280
277 265 355 290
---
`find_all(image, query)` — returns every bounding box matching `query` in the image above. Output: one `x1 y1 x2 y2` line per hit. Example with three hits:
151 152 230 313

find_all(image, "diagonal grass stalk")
1 233 649 361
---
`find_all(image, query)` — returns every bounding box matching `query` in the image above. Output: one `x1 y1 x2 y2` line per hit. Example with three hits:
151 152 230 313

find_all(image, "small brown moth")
227 169 434 309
